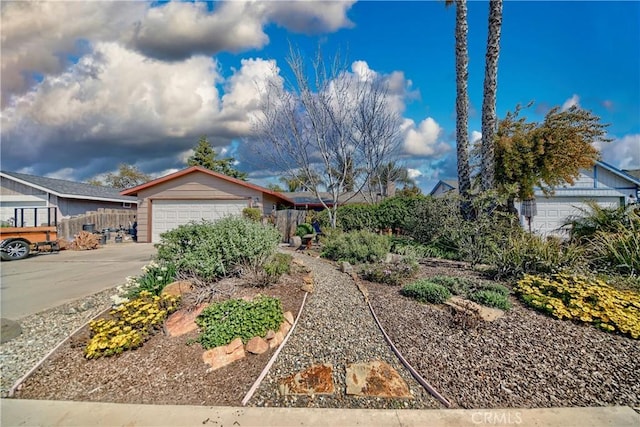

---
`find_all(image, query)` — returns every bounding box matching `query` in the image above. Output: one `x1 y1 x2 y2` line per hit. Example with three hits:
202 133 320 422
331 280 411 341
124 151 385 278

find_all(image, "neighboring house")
428 161 640 236
0 171 137 226
284 191 373 210
121 166 294 243
428 179 459 197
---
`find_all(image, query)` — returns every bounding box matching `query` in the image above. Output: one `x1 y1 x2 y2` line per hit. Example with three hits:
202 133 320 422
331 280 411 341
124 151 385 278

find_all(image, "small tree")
187 136 248 180
253 46 402 228
494 104 610 212
90 164 151 190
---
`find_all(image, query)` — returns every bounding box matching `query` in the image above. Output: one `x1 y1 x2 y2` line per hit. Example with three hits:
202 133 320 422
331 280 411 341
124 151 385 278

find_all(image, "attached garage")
526 196 622 236
121 166 294 243
151 199 248 243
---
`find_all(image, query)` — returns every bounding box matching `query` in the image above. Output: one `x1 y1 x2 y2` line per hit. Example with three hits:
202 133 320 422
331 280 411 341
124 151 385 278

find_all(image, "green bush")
336 204 378 232
156 217 281 280
401 280 451 304
126 261 177 298
360 257 419 285
493 232 585 279
261 253 292 285
587 212 640 276
195 296 284 349
469 289 511 310
295 223 314 237
428 275 474 295
564 201 630 242
321 230 390 264
376 196 423 233
242 208 262 222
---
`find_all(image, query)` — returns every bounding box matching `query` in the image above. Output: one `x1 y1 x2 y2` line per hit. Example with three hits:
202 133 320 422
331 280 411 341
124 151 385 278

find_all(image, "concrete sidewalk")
2 400 639 427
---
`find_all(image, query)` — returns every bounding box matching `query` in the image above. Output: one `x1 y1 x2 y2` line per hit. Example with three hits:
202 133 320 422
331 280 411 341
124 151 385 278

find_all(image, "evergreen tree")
187 136 248 180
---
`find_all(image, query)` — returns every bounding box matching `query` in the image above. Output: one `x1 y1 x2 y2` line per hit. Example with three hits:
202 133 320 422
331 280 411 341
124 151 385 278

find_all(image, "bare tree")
252 47 402 227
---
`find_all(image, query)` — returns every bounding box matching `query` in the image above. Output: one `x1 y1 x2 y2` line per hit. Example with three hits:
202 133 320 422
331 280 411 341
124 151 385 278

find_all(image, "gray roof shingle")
1 171 137 202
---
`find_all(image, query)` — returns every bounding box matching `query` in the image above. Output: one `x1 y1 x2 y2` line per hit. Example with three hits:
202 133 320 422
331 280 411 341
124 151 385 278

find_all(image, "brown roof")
120 166 294 205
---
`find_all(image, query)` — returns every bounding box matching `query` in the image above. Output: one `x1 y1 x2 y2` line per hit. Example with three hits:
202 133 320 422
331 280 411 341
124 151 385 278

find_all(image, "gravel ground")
0 288 114 397
248 252 440 409
367 263 640 409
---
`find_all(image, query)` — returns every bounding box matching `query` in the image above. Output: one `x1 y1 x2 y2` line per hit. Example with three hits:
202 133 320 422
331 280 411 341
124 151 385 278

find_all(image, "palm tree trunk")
454 0 472 218
480 0 503 191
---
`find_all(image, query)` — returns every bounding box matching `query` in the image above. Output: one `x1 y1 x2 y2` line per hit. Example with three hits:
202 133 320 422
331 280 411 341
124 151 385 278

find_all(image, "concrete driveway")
0 243 157 320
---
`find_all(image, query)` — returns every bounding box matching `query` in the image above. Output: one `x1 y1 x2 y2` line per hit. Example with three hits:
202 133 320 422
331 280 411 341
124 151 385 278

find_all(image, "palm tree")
370 161 416 197
447 0 472 218
480 0 503 191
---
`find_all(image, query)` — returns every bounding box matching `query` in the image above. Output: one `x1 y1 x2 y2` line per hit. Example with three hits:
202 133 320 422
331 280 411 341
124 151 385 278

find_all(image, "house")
284 191 373 210
0 170 137 226
428 161 640 236
428 179 459 197
120 166 294 243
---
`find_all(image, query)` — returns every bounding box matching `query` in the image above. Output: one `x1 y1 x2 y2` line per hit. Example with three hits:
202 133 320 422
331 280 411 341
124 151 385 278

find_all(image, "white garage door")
527 197 620 236
151 199 248 243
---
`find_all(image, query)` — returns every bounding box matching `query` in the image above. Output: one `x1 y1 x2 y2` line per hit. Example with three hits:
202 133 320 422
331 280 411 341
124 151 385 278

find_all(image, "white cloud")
0 1 147 105
45 168 78 181
561 94 580 111
407 168 422 180
401 117 451 157
470 130 482 144
595 134 640 170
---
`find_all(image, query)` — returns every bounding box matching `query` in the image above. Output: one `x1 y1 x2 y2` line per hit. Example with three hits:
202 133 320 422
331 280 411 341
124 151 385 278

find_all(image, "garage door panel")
151 199 247 243
526 197 620 236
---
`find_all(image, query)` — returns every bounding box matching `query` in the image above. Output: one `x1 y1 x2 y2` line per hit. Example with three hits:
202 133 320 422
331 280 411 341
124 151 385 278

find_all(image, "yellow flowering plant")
85 291 180 359
515 273 640 339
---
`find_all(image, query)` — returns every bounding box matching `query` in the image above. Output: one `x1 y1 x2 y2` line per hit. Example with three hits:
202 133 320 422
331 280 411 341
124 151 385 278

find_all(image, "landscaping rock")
446 296 504 322
161 281 192 297
268 331 284 349
164 304 207 337
279 320 291 336
226 337 244 354
301 274 315 293
346 361 413 398
339 261 353 273
290 236 302 248
202 344 245 372
283 311 294 326
0 319 22 344
265 330 276 340
246 337 269 355
278 363 335 396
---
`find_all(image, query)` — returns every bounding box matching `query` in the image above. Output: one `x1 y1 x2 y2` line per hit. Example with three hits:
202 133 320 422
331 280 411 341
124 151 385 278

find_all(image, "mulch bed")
14 276 306 406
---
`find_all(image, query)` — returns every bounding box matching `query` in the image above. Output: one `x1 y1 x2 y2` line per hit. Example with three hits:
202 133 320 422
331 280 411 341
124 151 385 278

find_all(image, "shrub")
321 230 390 264
196 296 284 349
401 280 451 304
295 223 314 237
469 289 511 310
515 273 640 339
493 232 585 279
242 208 262 222
360 257 419 285
563 201 630 242
85 291 180 358
257 253 292 286
587 215 640 275
335 204 378 232
428 275 475 295
126 260 177 298
376 196 423 233
156 217 281 280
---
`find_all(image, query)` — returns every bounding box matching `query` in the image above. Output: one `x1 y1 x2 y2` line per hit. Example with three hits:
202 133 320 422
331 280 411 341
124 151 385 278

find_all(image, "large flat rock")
278 363 335 396
346 361 413 398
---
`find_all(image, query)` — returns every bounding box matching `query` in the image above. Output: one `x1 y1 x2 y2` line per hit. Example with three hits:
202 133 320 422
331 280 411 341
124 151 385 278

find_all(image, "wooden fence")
58 209 137 240
274 209 307 243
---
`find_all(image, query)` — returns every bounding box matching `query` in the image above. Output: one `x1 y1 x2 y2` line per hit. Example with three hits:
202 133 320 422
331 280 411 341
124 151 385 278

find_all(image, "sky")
1 0 639 194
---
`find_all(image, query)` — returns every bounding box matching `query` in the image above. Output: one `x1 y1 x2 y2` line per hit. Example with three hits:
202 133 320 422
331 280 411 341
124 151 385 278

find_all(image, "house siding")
57 198 134 218
0 177 47 196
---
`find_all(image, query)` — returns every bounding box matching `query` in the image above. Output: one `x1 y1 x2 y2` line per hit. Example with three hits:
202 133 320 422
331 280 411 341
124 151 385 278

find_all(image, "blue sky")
1 1 639 194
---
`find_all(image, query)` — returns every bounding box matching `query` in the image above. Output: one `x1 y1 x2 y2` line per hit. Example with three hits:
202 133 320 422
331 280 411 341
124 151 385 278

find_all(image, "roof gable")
1 171 137 203
121 166 293 205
